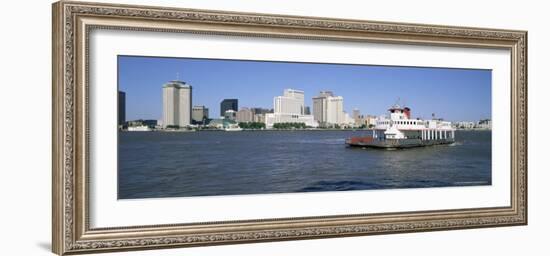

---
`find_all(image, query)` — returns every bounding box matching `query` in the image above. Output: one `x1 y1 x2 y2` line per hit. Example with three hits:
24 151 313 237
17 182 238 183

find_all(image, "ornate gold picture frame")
52 1 527 255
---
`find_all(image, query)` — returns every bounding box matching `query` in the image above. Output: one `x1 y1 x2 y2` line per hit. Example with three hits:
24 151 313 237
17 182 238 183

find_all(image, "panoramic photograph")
117 56 492 199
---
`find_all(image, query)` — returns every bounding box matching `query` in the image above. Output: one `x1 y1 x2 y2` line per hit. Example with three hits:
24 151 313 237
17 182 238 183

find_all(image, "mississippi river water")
118 130 491 199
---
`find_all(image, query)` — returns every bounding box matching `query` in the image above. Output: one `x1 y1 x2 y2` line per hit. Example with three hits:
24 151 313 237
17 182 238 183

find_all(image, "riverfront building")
250 107 272 115
455 121 476 129
478 119 492 129
118 90 126 127
250 108 272 123
352 109 373 128
162 80 192 127
453 119 492 130
352 108 360 122
312 91 352 127
192 105 209 124
265 89 318 128
236 107 254 123
365 115 378 128
220 99 238 117
224 109 237 120
253 114 266 123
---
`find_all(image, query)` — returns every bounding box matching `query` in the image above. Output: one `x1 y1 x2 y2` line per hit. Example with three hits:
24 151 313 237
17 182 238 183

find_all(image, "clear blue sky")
118 55 491 122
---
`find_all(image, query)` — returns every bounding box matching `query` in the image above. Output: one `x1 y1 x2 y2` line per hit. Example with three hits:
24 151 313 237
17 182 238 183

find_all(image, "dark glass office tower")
220 99 238 116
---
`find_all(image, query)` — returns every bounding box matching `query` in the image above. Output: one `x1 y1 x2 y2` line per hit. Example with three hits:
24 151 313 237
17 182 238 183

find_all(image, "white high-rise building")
326 96 344 124
312 91 333 124
274 89 305 114
265 89 318 128
312 91 349 127
162 80 192 128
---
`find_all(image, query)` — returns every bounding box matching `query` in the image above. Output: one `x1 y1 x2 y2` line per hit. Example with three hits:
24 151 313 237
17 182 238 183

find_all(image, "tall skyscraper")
274 89 305 114
312 91 347 126
162 80 192 127
265 89 318 128
220 99 238 117
326 96 345 124
312 91 333 124
118 90 126 126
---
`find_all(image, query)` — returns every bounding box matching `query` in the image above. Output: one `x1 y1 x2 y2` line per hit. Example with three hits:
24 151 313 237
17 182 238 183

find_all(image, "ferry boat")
346 104 455 149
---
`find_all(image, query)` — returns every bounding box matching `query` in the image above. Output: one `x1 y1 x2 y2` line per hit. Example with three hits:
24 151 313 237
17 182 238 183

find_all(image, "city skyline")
118 55 492 122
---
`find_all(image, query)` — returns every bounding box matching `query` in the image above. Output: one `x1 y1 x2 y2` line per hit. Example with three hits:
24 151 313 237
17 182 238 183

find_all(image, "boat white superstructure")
346 104 455 148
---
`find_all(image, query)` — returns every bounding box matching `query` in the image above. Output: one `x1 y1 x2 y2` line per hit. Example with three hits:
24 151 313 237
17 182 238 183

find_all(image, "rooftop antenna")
176 72 180 81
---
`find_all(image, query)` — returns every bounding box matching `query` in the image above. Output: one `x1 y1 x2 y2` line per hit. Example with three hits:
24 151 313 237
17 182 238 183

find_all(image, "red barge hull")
345 136 454 149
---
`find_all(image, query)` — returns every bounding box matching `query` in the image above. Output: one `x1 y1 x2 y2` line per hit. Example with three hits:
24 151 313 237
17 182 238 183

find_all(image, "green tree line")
272 122 307 129
238 122 266 129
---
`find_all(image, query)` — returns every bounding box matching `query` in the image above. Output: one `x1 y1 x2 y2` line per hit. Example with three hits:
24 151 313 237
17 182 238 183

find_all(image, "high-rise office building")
274 89 305 115
220 99 238 117
118 90 126 126
312 91 349 126
326 96 345 124
162 80 192 127
265 89 318 128
312 91 333 124
192 105 209 124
